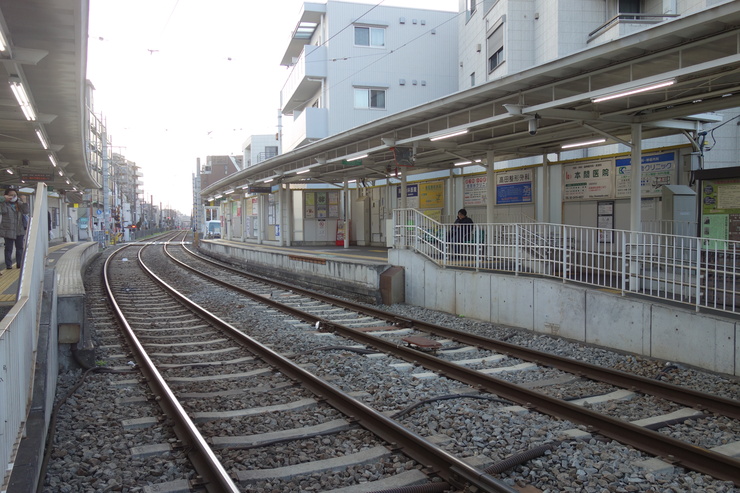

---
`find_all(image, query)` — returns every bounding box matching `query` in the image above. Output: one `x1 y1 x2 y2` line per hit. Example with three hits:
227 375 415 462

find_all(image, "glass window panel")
355 27 369 46
354 88 368 108
370 89 385 108
370 27 385 47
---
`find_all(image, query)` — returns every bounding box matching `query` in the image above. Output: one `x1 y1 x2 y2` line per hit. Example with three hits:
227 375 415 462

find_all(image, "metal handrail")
394 208 740 314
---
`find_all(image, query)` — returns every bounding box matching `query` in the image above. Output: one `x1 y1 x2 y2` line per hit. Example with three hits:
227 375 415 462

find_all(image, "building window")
487 24 504 73
470 72 475 87
354 26 385 47
609 0 641 18
619 0 641 13
354 87 386 109
466 0 476 17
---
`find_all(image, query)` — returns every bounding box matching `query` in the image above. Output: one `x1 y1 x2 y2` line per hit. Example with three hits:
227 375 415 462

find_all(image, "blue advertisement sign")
497 183 532 204
495 169 534 204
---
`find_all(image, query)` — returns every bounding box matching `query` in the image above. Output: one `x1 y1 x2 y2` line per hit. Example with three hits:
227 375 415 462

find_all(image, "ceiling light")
430 129 468 141
214 194 223 199
35 129 49 149
454 159 482 166
296 169 310 174
561 138 606 149
5 169 12 174
48 154 57 167
351 154 368 160
9 80 36 121
263 178 273 183
0 30 7 52
225 189 235 194
58 169 63 176
592 79 675 103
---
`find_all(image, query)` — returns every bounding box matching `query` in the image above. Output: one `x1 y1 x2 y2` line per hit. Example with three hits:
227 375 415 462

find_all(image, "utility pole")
102 129 109 244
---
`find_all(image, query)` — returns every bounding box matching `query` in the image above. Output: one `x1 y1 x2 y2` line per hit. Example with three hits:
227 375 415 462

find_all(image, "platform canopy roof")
204 1 740 198
0 0 95 195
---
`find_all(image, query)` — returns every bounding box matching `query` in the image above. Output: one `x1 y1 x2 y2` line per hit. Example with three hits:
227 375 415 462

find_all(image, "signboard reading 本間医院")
562 151 677 201
563 160 613 201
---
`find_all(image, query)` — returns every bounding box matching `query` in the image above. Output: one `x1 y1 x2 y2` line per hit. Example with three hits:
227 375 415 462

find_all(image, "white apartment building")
279 1 459 152
458 0 739 169
243 134 281 168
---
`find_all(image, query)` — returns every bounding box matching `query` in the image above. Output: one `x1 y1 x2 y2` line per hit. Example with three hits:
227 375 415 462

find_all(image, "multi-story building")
110 153 142 237
243 134 281 168
279 0 459 152
199 155 243 190
458 0 739 169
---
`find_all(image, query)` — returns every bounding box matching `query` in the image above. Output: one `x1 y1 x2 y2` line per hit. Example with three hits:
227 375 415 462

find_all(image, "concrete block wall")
199 242 393 304
391 248 739 376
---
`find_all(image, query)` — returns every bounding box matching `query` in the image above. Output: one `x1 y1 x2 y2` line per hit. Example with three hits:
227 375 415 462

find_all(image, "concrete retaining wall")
391 248 739 376
199 242 393 304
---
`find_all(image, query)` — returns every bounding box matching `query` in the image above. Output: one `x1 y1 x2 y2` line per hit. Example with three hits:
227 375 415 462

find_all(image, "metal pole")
629 123 643 292
486 150 495 223
102 129 109 243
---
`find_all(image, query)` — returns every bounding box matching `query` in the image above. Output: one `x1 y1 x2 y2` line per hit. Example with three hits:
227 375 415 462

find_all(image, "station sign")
21 172 54 181
248 186 272 194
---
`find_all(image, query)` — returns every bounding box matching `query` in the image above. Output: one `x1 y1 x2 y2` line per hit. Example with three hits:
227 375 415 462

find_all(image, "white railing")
1 184 50 490
394 208 740 314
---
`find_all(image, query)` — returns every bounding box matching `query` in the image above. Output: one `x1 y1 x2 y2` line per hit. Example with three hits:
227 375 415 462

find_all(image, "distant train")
206 220 221 239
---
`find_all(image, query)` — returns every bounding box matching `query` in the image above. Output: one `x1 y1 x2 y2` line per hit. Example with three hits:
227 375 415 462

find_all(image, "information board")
419 181 444 209
496 169 533 204
397 184 420 209
463 176 487 206
562 160 613 201
615 151 676 198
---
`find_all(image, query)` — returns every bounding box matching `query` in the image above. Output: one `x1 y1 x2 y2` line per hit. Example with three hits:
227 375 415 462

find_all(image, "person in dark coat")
452 208 474 243
0 187 29 270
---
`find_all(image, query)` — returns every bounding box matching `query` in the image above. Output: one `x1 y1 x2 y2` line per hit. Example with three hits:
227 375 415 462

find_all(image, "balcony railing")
283 107 328 152
589 13 679 40
394 208 739 314
255 150 279 164
280 45 327 114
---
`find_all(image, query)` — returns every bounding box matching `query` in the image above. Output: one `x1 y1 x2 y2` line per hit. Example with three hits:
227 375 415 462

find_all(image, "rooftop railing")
393 208 738 314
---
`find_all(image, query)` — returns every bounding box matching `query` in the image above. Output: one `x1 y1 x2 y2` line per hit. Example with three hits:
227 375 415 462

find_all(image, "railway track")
150 236 740 488
44 232 739 492
103 235 516 492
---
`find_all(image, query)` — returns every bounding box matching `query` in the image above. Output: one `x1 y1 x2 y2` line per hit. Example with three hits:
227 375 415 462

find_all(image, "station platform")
0 242 72 314
199 236 740 378
209 238 390 263
6 240 100 493
198 238 402 305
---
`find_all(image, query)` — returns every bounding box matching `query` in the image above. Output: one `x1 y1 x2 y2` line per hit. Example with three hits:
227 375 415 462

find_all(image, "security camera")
528 118 538 136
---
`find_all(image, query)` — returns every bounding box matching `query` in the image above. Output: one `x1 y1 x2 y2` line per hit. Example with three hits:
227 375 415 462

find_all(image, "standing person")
0 187 29 270
453 208 474 243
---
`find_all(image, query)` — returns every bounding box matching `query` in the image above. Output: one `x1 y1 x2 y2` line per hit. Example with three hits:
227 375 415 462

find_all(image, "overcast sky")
86 0 458 214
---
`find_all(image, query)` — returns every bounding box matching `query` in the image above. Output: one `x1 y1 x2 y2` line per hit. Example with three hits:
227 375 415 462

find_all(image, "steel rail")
181 242 740 420
173 242 740 485
104 245 241 493
151 243 518 492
